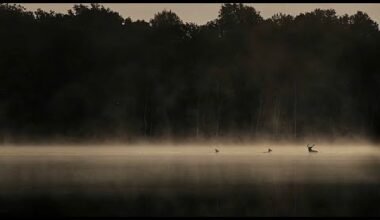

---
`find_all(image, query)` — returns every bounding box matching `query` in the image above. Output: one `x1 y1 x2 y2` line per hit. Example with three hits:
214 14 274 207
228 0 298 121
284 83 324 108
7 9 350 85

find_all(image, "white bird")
263 148 272 153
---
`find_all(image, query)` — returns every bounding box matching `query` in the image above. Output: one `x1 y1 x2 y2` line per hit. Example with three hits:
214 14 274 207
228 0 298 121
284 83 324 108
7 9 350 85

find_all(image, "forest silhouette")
0 3 379 142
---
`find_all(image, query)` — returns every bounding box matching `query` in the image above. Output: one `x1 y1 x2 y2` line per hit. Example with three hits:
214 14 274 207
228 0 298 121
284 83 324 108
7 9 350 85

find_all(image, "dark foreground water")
0 144 379 217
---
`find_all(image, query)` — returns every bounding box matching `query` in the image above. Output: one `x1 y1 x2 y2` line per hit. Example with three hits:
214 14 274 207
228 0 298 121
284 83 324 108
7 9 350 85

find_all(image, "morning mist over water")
1 143 380 217
0 2 380 217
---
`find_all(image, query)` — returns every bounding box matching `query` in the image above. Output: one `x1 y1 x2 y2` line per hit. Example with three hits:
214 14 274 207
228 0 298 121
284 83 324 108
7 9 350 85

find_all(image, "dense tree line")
0 3 379 142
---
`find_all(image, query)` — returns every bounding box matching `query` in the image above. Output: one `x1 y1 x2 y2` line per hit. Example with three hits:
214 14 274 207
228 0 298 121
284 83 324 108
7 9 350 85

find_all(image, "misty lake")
0 143 379 217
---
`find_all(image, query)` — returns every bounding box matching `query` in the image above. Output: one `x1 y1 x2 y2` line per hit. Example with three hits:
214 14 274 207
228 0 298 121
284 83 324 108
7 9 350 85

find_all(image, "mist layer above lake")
0 144 379 217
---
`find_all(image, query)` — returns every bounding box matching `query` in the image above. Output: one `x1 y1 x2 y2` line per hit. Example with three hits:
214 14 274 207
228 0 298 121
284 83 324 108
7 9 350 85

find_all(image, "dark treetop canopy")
0 3 379 143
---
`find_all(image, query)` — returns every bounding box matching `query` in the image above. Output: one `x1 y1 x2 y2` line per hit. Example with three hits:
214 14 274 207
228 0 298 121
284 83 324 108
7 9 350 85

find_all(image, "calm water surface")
0 143 379 217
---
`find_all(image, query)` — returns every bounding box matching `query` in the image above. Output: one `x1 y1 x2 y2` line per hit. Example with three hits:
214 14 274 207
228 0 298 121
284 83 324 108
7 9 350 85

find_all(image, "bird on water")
307 144 318 153
263 148 272 153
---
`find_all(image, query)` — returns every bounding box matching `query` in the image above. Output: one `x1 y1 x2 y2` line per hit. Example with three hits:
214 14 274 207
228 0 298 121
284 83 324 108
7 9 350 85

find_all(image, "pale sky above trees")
22 3 380 26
